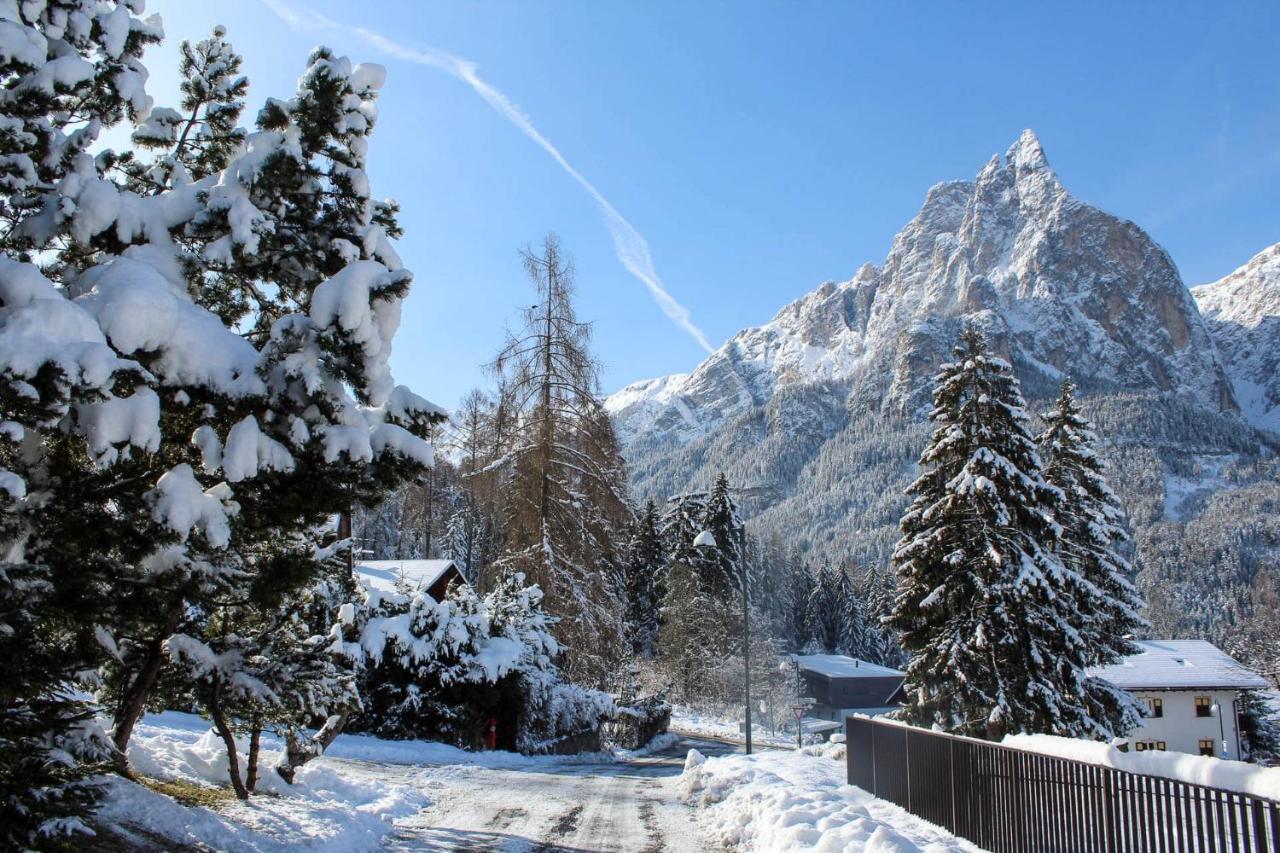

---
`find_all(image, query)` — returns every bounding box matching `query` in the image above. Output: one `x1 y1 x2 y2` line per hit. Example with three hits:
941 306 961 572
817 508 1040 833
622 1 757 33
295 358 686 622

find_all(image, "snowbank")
1003 732 1280 800
97 711 427 850
680 748 978 852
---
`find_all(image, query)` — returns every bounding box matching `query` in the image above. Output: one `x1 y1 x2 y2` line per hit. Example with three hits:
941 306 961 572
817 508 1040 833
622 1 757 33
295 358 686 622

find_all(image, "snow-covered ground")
95 711 719 851
97 710 984 851
669 706 804 748
680 739 982 852
97 711 430 850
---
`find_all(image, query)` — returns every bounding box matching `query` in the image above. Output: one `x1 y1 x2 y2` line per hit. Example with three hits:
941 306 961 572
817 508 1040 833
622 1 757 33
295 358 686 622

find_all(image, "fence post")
870 721 877 794
904 724 912 813
949 736 957 833
1103 769 1119 853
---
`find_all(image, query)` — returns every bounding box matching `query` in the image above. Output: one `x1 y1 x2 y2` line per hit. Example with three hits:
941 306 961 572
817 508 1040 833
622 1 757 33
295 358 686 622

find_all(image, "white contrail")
261 0 715 353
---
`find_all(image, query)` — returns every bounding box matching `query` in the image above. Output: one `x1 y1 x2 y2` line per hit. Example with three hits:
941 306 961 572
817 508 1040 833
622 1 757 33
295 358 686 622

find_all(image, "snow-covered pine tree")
0 3 162 838
804 565 842 653
0 14 440 809
1038 379 1146 658
700 473 746 601
835 565 871 660
1038 378 1147 736
655 486 747 704
121 25 248 192
0 560 114 846
164 527 362 798
657 555 730 702
659 491 707 574
888 325 1096 740
487 236 631 683
783 551 814 652
860 567 900 667
622 499 663 658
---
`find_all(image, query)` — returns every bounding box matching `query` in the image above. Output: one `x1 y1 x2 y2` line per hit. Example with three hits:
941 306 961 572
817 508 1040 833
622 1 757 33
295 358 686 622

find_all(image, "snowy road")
328 736 734 852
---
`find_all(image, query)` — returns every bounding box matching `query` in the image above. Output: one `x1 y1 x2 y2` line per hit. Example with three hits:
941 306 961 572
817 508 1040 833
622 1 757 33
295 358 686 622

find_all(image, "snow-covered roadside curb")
678 743 980 852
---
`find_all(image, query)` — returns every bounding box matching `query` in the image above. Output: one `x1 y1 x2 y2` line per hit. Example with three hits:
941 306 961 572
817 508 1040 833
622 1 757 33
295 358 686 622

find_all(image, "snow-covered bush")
608 691 672 750
0 0 438 823
334 572 612 753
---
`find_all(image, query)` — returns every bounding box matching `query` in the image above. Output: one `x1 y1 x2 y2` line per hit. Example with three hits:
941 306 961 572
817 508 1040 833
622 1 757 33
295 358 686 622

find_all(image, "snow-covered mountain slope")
608 130 1237 450
1192 243 1280 434
607 132 1280 656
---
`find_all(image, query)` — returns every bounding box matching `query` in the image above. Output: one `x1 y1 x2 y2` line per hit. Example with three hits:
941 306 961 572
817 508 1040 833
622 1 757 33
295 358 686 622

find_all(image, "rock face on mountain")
609 131 1236 455
1192 243 1280 434
607 131 1280 656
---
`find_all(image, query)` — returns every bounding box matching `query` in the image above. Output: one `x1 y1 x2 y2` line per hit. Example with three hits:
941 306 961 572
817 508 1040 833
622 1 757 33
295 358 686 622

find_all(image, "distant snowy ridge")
609 130 1237 451
1192 243 1280 434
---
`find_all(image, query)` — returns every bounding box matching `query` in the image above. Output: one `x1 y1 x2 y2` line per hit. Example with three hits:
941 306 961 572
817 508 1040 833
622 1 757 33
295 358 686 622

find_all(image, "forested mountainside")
607 131 1280 661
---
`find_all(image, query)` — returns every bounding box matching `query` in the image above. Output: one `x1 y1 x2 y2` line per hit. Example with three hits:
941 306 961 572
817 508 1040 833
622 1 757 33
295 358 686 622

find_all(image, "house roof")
793 654 905 680
1088 640 1270 691
355 559 459 596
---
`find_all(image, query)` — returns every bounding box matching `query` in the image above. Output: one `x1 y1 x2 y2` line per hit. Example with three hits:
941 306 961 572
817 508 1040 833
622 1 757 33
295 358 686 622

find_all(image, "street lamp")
695 529 752 755
1211 702 1228 758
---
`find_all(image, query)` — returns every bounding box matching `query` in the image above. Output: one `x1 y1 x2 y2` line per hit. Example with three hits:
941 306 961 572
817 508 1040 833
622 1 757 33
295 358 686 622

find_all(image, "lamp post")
1212 701 1228 758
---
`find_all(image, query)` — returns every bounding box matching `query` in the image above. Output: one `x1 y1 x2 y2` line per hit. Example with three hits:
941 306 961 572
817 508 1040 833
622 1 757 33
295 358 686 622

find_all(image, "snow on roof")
793 654 905 680
356 559 459 596
1088 640 1269 691
692 530 717 548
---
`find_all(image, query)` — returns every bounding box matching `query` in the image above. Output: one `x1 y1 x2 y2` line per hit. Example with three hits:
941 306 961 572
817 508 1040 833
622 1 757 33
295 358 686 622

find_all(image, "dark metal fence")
846 716 1280 853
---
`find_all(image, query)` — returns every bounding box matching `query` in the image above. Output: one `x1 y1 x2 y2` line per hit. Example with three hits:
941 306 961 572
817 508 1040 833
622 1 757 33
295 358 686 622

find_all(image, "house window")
1199 739 1215 756
1145 697 1163 718
1195 696 1212 718
1134 741 1166 752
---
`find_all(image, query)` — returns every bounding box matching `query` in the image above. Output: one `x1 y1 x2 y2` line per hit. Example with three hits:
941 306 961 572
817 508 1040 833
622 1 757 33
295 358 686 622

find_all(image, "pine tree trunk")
276 709 350 784
208 674 249 800
246 718 262 793
111 602 184 774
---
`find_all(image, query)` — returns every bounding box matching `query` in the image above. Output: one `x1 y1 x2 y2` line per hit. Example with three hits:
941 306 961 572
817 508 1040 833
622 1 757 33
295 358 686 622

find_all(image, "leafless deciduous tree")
488 235 631 684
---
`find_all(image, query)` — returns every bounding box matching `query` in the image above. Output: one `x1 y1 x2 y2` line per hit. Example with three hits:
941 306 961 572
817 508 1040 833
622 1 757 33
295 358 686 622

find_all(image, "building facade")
791 654 906 723
1089 640 1270 760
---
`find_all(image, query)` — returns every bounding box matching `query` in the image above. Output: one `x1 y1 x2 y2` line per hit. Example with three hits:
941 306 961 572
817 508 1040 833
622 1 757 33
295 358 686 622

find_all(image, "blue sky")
143 1 1280 410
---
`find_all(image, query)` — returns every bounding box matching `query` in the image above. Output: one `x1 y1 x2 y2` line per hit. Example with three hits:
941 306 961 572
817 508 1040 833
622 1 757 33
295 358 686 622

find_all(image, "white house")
1089 639 1270 760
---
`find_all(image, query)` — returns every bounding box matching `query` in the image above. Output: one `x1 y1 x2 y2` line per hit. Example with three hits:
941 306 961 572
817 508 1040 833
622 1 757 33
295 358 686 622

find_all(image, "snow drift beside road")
97 712 427 850
680 745 978 851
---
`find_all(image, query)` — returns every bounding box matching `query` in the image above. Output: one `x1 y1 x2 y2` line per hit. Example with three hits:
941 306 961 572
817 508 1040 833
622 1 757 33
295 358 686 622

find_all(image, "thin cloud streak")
262 0 715 353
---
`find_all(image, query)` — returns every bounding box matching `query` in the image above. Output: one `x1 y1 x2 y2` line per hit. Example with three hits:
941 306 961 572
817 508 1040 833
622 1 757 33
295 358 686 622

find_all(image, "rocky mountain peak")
609 131 1239 451
1007 128 1051 175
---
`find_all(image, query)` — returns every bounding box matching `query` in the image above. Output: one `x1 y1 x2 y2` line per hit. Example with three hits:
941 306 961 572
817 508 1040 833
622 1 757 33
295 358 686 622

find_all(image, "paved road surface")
331 736 738 852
